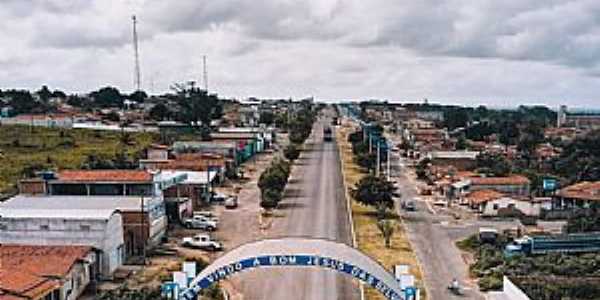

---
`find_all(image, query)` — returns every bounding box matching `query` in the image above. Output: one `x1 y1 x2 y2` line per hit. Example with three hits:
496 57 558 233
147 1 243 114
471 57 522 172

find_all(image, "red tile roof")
558 181 600 202
467 189 505 205
58 170 153 182
0 245 91 299
470 175 530 186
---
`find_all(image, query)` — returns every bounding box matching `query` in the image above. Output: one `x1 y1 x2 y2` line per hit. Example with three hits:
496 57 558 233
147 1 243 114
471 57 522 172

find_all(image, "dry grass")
337 124 426 300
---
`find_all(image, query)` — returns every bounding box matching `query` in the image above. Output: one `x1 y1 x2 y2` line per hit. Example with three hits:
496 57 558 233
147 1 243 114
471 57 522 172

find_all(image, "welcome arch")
181 238 408 300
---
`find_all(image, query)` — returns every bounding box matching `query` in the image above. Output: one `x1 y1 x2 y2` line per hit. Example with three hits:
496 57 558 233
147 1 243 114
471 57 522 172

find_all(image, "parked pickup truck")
181 234 223 251
182 216 218 231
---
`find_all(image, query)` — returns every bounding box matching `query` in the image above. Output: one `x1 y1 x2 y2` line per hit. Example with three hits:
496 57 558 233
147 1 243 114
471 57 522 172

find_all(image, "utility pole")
387 145 391 181
376 141 381 177
132 15 141 91
203 55 208 91
140 195 146 265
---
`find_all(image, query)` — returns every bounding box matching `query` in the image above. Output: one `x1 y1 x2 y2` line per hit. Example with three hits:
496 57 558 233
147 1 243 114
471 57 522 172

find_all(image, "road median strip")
336 122 427 300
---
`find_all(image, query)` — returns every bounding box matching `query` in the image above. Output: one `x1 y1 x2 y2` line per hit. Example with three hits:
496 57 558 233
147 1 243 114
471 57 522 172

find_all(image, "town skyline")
3 1 600 108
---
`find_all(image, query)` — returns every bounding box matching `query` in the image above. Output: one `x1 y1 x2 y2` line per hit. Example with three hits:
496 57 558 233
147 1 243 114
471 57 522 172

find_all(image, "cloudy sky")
2 0 600 108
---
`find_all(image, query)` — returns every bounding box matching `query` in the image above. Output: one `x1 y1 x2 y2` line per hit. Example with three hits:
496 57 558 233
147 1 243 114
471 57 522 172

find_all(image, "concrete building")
467 190 550 217
554 181 600 210
469 175 531 196
160 170 219 211
0 194 167 261
0 207 122 277
0 245 97 300
0 113 78 128
427 151 480 171
557 105 600 129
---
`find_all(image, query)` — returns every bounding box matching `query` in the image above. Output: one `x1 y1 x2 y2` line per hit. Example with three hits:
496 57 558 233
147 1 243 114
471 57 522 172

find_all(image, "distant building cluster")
557 105 600 129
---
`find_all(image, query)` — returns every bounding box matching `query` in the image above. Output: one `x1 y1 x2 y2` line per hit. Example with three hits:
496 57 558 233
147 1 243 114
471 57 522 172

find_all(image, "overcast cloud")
1 0 600 107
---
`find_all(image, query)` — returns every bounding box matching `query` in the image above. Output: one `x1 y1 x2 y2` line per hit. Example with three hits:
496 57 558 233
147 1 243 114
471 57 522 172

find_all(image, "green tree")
444 108 469 130
377 219 396 248
554 130 600 182
456 135 468 150
259 111 275 125
258 160 291 209
5 89 36 113
171 82 223 140
476 152 512 176
51 89 67 99
148 103 172 121
66 94 87 108
129 90 148 103
355 152 377 170
517 120 545 166
284 143 301 161
260 188 281 210
351 175 396 209
90 86 124 108
36 85 53 103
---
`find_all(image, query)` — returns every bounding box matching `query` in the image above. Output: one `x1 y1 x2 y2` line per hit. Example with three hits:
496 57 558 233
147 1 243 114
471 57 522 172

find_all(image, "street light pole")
140 195 146 265
387 146 391 181
376 141 381 177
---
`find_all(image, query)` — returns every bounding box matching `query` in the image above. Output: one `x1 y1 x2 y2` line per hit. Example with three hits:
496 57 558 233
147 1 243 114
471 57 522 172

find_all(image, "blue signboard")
182 255 405 300
543 178 558 191
161 282 179 299
404 287 417 300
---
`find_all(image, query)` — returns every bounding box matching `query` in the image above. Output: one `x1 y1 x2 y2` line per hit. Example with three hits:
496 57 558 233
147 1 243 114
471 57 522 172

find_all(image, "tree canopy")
554 130 600 182
90 86 124 108
476 152 512 177
352 175 396 208
171 82 223 139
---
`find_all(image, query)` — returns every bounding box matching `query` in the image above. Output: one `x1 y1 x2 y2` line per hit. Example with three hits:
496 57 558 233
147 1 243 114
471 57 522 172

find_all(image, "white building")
0 208 124 277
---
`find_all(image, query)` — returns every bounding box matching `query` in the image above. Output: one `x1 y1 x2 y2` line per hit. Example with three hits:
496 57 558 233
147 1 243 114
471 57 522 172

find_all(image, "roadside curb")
335 123 365 300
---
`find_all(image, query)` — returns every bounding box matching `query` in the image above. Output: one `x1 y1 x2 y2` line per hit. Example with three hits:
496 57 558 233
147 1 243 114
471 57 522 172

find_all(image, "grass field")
0 124 156 196
337 124 426 300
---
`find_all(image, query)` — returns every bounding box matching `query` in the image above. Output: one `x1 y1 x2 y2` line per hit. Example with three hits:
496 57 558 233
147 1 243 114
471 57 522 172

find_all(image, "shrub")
478 273 503 291
258 160 291 209
284 143 301 161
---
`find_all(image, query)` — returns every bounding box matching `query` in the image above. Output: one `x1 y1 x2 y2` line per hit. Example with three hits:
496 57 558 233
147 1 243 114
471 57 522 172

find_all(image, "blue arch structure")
181 238 407 300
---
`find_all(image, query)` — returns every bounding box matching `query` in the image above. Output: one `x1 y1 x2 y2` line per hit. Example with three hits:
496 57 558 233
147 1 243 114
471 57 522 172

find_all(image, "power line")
132 15 141 91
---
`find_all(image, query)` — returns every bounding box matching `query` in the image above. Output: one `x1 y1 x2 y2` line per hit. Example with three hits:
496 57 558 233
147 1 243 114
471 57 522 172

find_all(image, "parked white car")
211 192 234 205
182 216 218 231
225 196 238 209
181 234 223 251
192 211 219 223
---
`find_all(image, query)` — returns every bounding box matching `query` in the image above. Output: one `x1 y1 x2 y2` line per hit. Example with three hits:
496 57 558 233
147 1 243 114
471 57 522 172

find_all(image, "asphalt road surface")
388 148 487 300
235 116 360 300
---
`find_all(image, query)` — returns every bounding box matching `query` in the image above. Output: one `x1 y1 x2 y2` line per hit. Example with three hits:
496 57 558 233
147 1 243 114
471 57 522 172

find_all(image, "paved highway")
235 115 360 300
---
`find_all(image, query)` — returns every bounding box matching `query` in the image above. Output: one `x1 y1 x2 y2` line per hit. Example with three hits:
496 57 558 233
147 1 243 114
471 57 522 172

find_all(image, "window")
80 224 91 231
40 224 50 230
492 204 499 210
0 222 7 230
